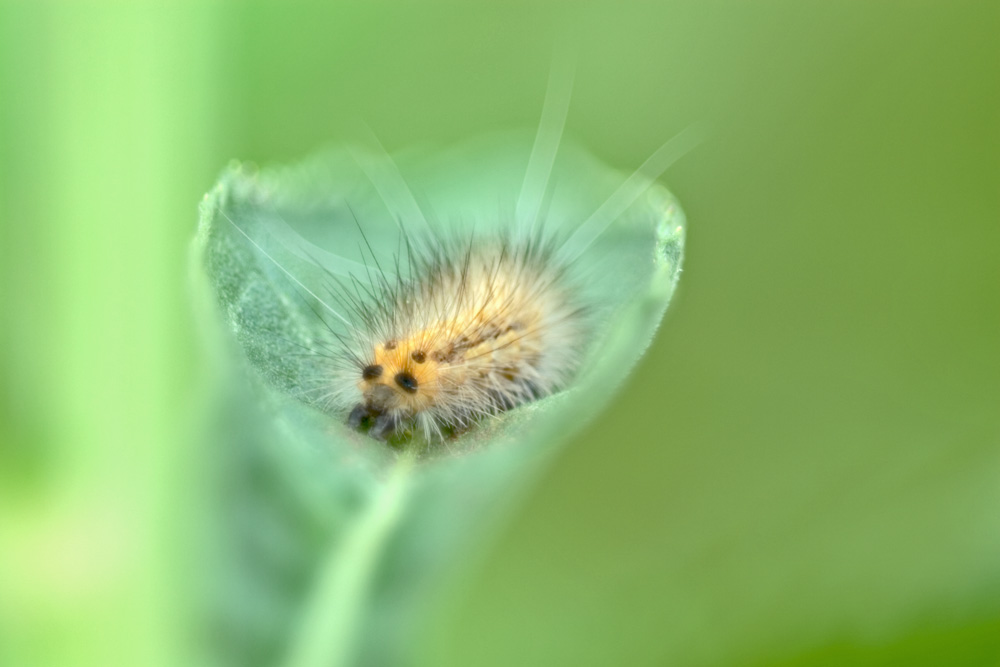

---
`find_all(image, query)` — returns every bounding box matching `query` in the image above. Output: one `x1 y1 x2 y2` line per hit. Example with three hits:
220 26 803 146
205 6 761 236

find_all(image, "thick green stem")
283 451 416 667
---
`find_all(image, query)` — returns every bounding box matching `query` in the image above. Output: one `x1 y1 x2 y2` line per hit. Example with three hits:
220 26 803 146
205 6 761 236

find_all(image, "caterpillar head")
349 338 441 439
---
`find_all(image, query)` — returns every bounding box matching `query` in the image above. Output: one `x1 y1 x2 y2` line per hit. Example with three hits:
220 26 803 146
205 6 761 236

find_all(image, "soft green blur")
1 3 997 667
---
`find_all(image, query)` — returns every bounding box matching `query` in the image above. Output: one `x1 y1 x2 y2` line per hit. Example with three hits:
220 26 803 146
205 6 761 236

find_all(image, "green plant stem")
282 450 416 667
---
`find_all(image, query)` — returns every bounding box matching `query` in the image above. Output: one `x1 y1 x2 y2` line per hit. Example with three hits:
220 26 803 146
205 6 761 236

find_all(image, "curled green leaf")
192 132 687 666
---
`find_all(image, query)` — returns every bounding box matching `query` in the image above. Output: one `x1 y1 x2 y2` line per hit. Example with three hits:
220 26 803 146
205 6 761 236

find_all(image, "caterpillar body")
332 235 584 441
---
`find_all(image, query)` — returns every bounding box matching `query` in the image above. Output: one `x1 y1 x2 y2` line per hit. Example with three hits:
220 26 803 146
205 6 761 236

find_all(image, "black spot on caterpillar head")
362 364 383 380
384 340 398 351
394 371 418 393
411 350 426 364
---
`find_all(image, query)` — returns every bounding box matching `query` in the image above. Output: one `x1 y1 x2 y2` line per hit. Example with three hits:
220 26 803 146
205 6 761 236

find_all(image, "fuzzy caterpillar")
326 232 585 441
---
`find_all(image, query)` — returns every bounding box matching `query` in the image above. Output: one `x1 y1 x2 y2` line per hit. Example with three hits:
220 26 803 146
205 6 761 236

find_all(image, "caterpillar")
332 232 584 441
218 67 699 444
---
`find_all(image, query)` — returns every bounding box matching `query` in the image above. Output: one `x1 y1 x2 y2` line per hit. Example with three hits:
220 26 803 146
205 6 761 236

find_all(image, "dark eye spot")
362 364 383 380
384 340 397 351
411 350 426 364
394 371 418 394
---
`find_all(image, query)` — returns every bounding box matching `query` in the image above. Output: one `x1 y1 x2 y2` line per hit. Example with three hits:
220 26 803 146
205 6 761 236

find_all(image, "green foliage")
5 4 998 667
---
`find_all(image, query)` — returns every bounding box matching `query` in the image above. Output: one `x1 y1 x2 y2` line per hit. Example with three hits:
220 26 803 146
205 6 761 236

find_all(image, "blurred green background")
1 2 998 666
